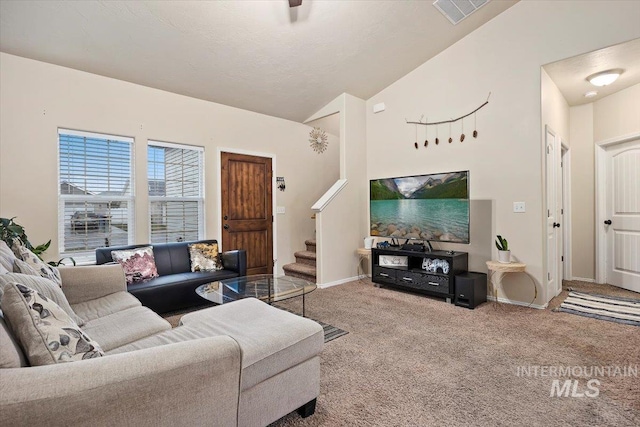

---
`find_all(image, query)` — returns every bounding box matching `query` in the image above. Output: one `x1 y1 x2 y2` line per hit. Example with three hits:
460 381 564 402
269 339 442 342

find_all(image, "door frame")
560 140 571 282
217 147 277 274
595 131 640 283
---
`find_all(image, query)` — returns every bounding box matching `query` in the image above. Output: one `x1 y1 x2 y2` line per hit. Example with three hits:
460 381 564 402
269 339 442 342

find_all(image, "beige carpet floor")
164 280 639 426
270 279 639 426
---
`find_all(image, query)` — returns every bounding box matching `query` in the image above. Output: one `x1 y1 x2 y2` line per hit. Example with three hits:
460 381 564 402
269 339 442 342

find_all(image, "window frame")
147 140 205 244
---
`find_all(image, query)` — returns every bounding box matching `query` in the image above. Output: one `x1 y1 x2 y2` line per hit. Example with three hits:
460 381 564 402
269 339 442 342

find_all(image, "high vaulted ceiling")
0 0 517 122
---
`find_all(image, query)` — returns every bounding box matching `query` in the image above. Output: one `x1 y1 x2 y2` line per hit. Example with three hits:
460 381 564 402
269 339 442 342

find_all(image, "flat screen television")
369 170 469 244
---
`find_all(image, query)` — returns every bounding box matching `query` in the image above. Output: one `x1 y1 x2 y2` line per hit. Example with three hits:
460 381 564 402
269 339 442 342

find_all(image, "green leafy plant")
495 235 509 251
0 217 51 258
1 217 75 266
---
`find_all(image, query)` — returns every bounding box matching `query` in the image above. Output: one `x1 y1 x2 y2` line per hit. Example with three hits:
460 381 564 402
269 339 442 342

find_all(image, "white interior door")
604 139 640 292
545 126 561 299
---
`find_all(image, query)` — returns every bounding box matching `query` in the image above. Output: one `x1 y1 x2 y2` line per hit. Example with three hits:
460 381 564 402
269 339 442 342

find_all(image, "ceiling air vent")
433 0 490 25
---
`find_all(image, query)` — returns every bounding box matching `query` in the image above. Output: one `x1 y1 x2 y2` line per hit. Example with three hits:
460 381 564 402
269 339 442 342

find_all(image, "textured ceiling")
0 0 517 122
544 38 640 106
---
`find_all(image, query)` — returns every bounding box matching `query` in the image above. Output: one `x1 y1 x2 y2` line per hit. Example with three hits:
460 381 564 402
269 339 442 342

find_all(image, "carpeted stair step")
294 250 316 267
283 262 316 283
305 239 316 253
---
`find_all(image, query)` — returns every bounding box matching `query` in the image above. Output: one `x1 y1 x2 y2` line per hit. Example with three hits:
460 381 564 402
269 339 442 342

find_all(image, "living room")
1 1 639 426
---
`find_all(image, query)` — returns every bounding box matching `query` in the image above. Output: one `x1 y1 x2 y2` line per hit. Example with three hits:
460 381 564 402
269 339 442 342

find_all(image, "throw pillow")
0 263 9 275
0 240 17 272
12 258 41 276
11 241 62 287
0 272 85 326
111 246 159 285
189 242 223 272
1 282 104 365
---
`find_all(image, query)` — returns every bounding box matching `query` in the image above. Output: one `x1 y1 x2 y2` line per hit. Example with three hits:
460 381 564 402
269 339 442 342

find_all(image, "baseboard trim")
318 276 360 289
570 277 596 283
486 295 547 310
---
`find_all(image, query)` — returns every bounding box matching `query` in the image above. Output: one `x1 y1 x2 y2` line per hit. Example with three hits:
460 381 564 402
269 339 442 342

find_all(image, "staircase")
283 239 316 283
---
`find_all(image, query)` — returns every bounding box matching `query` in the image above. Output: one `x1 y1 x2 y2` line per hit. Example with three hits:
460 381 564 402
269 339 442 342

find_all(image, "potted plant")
495 235 510 263
0 217 74 266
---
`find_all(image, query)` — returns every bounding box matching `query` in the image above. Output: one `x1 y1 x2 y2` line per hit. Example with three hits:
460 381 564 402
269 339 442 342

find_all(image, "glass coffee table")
196 274 317 317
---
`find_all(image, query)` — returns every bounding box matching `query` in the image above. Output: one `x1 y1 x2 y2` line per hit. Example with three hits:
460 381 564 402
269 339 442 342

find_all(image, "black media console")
371 247 468 303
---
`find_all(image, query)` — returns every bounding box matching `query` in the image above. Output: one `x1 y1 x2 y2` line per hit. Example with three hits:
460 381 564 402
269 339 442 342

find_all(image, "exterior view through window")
148 141 204 244
58 129 134 257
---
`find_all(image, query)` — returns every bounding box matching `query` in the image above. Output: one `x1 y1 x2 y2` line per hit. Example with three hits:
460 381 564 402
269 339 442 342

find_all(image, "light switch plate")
513 202 526 213
276 206 285 214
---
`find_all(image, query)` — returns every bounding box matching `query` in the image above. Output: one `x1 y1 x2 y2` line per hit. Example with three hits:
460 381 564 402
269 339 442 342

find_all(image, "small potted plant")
495 235 510 263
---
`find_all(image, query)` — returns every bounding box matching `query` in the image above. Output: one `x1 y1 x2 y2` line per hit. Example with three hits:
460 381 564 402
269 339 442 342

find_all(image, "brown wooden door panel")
226 230 269 274
221 152 273 275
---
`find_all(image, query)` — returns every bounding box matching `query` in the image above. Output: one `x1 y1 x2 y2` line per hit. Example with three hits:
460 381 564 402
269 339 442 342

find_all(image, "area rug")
273 305 348 343
316 319 348 343
556 290 640 326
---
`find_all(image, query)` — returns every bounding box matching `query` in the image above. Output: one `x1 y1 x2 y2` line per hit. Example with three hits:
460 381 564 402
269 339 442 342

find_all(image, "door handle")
223 224 229 230
604 219 612 225
553 222 561 228
224 215 228 220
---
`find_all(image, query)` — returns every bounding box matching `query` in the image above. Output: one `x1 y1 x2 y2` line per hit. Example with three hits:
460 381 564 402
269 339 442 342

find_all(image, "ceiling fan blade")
289 0 302 7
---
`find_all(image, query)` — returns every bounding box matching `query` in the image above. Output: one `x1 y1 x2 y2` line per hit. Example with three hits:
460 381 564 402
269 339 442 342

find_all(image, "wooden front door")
220 152 273 275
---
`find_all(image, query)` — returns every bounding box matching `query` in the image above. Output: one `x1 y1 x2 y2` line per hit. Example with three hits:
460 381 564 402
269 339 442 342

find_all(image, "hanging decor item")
309 127 328 153
405 92 490 148
424 119 429 147
473 112 478 138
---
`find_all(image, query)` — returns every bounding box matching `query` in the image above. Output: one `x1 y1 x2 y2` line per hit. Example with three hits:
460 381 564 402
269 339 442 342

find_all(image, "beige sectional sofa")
0 264 324 427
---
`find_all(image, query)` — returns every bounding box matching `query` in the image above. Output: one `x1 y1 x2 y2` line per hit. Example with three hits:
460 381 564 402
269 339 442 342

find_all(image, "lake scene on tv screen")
370 171 469 243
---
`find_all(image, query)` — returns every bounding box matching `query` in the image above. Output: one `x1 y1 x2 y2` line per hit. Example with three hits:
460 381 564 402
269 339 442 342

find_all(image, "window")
148 141 204 243
58 129 134 257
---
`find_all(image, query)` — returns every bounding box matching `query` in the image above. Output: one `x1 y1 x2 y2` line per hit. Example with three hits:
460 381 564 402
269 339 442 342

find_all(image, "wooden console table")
486 261 537 305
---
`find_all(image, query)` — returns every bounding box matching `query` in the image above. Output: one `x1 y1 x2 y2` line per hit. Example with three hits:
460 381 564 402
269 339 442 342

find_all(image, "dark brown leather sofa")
96 239 246 313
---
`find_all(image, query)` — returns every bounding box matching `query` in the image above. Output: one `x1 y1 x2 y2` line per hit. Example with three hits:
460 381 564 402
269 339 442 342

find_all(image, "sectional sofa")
0 264 324 426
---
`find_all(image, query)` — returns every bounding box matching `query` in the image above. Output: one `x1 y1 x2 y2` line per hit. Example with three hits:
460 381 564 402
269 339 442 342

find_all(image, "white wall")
309 93 368 286
0 53 340 272
365 1 640 305
541 69 570 147
569 103 595 280
593 83 640 143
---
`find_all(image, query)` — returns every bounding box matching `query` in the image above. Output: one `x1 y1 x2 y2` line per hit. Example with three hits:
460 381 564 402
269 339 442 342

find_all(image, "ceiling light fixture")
584 90 598 98
586 69 623 87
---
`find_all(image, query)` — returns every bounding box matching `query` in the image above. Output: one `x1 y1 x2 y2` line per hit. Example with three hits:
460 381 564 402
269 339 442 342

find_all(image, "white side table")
486 261 535 304
356 248 371 278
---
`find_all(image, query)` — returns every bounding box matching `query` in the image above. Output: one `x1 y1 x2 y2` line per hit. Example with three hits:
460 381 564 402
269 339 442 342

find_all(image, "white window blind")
148 141 204 244
58 129 134 257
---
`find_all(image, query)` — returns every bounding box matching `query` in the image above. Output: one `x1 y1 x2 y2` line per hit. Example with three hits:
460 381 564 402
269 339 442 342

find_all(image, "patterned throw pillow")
189 242 223 272
0 240 17 272
12 258 41 276
1 282 104 365
0 272 85 326
111 246 159 285
10 241 62 287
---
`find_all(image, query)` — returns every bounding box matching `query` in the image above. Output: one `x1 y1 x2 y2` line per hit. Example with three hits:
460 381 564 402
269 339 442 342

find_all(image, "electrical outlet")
276 206 285 214
513 202 526 213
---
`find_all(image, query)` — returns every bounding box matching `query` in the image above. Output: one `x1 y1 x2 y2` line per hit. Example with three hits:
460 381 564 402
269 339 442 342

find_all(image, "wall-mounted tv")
369 170 469 244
